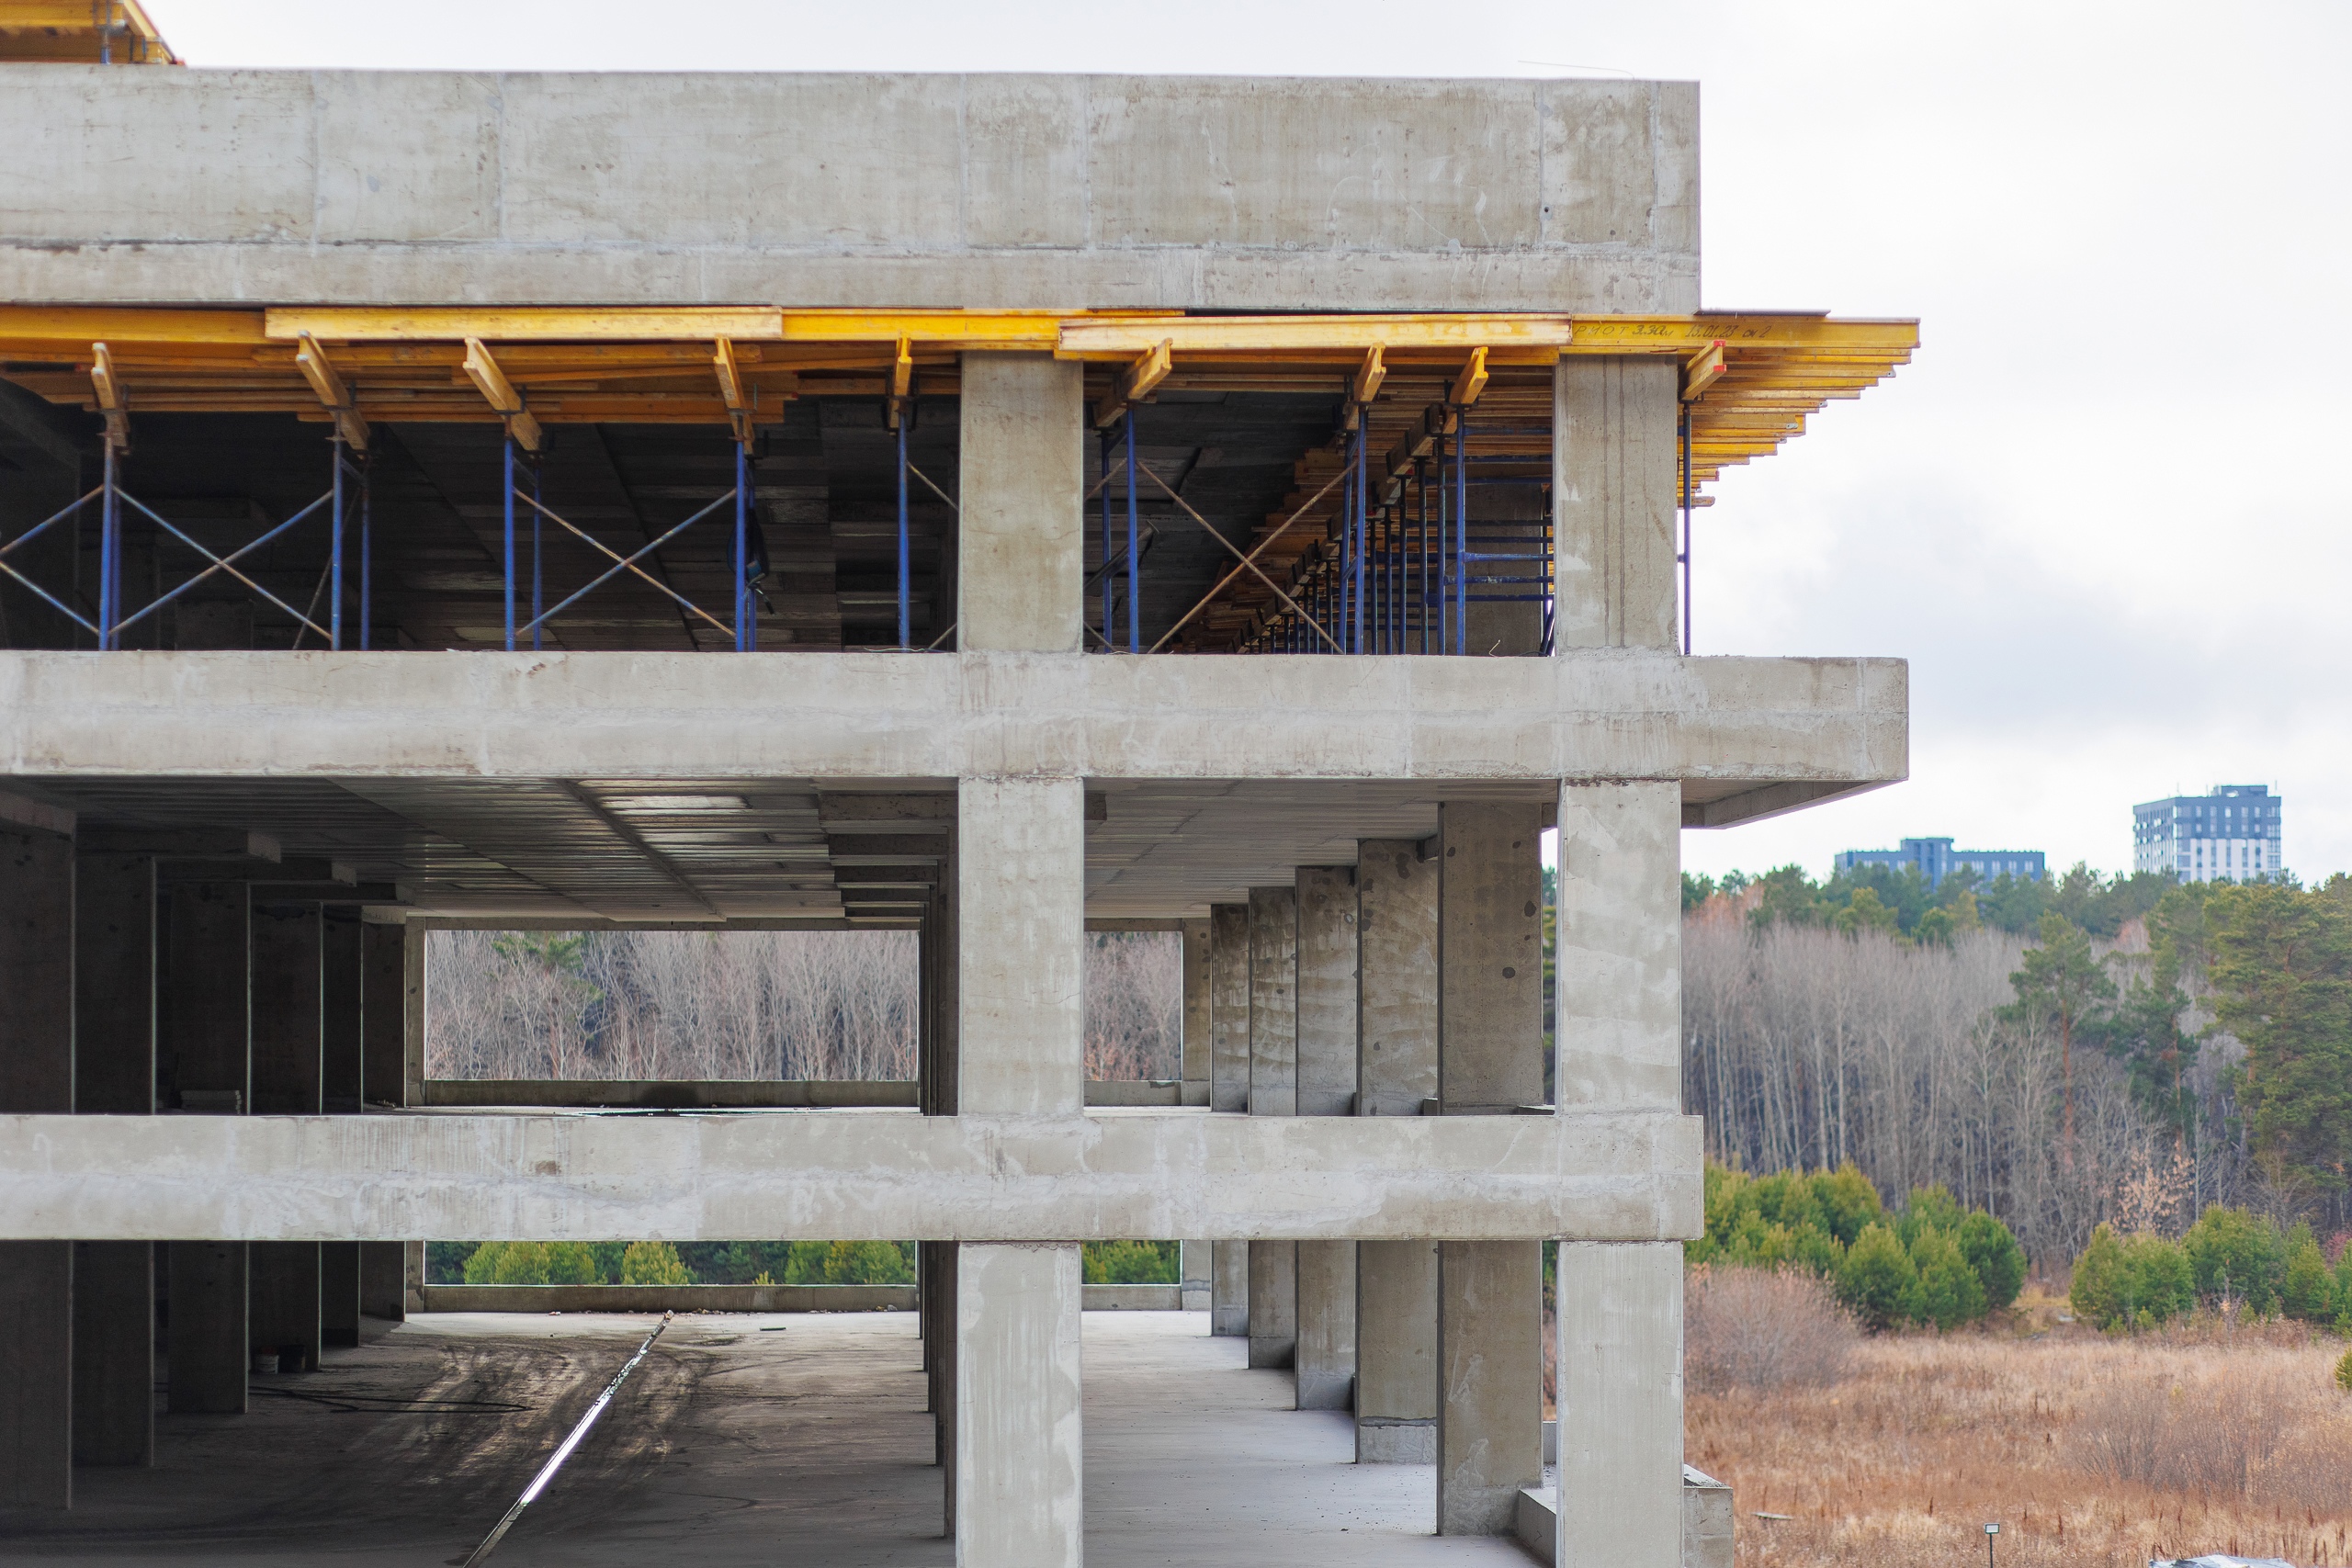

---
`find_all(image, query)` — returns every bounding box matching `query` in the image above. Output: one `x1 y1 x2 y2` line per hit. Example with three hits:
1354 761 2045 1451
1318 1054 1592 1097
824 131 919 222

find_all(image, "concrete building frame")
0 65 1910 1565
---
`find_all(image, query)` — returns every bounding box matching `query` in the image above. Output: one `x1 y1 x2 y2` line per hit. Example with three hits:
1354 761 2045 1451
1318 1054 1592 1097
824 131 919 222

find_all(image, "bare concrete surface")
0 1311 1531 1566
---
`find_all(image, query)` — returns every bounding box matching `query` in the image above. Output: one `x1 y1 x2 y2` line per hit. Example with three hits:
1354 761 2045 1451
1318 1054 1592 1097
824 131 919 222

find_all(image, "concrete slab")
0 1108 1702 1244
0 1309 1535 1565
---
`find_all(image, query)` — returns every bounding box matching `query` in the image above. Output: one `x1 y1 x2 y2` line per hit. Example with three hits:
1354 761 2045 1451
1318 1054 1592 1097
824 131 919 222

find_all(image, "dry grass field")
1686 1287 2352 1568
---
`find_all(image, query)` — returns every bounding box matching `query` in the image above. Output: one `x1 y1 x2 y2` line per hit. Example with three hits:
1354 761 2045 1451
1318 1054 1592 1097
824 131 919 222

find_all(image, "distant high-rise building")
1833 837 2045 890
2134 784 2282 882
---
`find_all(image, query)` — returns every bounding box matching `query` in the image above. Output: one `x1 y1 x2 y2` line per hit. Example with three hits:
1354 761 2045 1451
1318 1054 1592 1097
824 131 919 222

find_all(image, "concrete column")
72 1242 149 1467
321 1242 361 1350
1436 805 1544 1115
1179 915 1211 1106
955 1244 1081 1568
249 903 322 1373
1553 359 1679 652
1247 1241 1296 1372
954 773 1082 1566
1438 1239 1543 1535
1211 1241 1249 1339
957 353 1081 654
1247 886 1297 1117
1295 867 1357 1118
1179 1239 1212 1314
72 850 154 1468
1556 1245 1684 1568
166 1243 246 1414
1178 917 1212 1314
1246 884 1297 1371
1295 1240 1356 1410
350 926 401 1335
1555 780 1685 1568
1 822 74 1507
322 907 363 1113
401 923 426 1109
359 1241 406 1323
1208 901 1250 1338
74 852 154 1115
1207 902 1249 1113
165 880 249 1414
1354 837 1442 1461
1354 1240 1438 1461
1294 866 1357 1408
1435 803 1544 1535
361 919 404 1107
956 777 1082 1116
167 882 249 1110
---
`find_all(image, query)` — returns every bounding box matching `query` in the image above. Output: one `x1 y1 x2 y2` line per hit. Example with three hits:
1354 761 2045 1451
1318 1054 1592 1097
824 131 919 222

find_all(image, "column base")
1356 1416 1436 1463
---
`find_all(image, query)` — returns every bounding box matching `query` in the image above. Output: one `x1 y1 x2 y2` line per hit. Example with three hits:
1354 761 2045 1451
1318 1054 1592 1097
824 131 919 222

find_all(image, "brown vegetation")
1687 1266 1860 1393
1688 1297 2352 1567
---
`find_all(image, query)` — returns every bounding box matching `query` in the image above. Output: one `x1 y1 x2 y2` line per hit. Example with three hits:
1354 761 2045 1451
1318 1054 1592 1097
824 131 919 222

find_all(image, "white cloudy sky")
149 2 2352 884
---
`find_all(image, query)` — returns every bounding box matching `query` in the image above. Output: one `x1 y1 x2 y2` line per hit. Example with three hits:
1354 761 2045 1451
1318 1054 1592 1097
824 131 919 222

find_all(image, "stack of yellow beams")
0 0 178 63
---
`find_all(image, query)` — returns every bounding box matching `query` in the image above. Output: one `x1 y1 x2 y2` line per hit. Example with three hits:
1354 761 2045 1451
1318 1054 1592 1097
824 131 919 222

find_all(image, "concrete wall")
0 71 1697 312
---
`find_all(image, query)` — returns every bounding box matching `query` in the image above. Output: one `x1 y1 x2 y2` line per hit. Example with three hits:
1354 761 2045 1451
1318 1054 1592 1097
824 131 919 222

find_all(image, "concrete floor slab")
0 1311 1529 1566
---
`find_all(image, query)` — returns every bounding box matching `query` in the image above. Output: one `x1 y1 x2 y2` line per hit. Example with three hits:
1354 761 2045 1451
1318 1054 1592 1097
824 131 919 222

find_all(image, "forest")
1685 862 2352 1268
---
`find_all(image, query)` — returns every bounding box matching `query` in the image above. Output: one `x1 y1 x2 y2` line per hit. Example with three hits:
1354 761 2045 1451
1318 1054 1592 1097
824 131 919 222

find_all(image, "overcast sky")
146 2 2352 885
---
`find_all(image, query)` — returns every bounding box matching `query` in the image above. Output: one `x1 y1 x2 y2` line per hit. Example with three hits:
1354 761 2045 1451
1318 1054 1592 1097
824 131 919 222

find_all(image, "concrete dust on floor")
0 1310 1526 1565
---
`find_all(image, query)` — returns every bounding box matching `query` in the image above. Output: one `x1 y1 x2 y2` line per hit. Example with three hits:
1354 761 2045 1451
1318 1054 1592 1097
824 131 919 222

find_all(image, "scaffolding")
0 306 1917 657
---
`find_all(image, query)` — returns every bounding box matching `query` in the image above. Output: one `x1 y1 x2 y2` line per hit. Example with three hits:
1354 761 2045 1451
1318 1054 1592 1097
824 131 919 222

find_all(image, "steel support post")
329 434 346 650
895 413 911 649
530 455 544 651
1453 418 1469 655
97 439 121 649
358 447 372 650
1124 411 1139 652
501 437 516 650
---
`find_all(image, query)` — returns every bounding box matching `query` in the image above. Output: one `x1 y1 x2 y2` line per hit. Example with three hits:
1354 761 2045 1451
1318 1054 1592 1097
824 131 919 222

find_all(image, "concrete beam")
0 1110 1701 1243
0 651 1907 804
0 72 1697 314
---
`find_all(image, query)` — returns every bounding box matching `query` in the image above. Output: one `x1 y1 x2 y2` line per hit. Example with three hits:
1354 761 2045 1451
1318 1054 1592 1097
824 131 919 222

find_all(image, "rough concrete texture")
1437 1240 1543 1536
1181 916 1211 1104
0 1240 72 1507
957 777 1084 1115
0 652 1907 807
1355 1238 1440 1462
166 884 248 1108
73 853 153 1115
1212 1238 1250 1338
1209 903 1250 1112
1248 886 1298 1117
249 903 322 1117
959 355 1083 654
71 1240 151 1467
1555 782 1683 1111
1248 1240 1297 1371
957 1243 1083 1568
0 828 73 1114
1553 359 1681 651
1357 839 1439 1118
249 1240 321 1372
1295 1238 1357 1410
0 71 1698 313
1555 1243 1685 1568
1295 867 1359 1117
0 1109 1702 1242
1436 804 1546 1113
165 1241 244 1416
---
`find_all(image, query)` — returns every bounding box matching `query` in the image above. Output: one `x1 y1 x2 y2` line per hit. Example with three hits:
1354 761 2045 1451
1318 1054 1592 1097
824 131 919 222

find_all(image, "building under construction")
0 8 1912 1564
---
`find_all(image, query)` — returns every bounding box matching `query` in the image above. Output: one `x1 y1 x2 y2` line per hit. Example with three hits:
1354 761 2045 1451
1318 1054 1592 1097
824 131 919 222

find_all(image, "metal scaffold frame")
0 425 371 651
